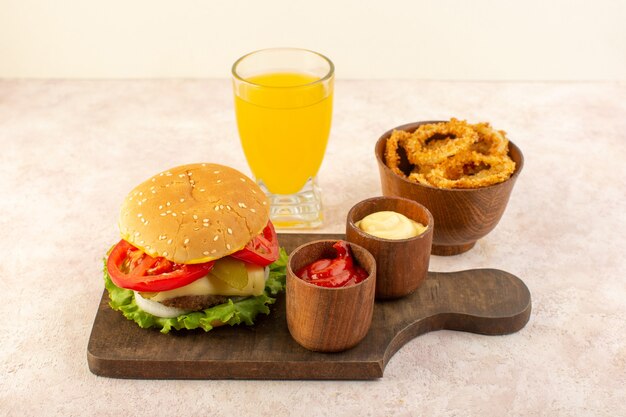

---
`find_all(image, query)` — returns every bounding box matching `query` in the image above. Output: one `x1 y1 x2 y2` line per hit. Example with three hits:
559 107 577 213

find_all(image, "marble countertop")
1 80 625 416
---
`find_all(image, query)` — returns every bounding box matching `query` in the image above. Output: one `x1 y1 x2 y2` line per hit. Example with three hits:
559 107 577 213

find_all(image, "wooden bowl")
375 121 524 256
286 240 376 352
346 196 433 299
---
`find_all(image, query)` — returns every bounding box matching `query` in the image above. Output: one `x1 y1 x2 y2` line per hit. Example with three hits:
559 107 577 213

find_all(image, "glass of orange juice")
232 48 334 228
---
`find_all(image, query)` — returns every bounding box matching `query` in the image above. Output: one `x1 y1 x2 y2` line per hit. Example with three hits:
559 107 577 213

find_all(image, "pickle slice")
209 257 249 290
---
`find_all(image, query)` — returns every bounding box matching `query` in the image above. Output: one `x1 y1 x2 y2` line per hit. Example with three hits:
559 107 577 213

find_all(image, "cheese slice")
148 261 267 302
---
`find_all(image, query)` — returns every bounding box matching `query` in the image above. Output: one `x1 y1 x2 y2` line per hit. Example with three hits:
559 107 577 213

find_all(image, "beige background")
1 0 625 80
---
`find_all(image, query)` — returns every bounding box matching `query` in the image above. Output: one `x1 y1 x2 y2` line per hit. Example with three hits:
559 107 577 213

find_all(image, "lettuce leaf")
103 248 288 334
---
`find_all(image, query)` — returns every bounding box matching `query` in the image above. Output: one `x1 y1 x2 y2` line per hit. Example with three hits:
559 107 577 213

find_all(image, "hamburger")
103 163 286 333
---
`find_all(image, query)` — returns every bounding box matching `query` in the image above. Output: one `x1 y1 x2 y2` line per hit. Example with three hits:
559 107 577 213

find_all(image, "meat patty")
160 294 230 311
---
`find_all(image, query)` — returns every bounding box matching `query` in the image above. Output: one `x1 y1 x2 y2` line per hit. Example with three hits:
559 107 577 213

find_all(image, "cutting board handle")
379 268 531 364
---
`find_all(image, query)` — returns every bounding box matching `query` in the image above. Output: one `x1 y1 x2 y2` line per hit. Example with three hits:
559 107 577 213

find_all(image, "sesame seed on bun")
118 163 269 264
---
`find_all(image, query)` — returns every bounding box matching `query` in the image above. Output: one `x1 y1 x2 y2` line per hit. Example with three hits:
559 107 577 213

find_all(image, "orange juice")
234 72 333 195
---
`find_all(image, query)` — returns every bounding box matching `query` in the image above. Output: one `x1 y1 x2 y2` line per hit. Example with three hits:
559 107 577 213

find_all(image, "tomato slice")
230 222 279 267
106 240 215 292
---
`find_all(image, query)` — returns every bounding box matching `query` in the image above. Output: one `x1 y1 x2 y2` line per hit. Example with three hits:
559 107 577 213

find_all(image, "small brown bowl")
346 196 433 299
286 240 376 352
375 121 524 256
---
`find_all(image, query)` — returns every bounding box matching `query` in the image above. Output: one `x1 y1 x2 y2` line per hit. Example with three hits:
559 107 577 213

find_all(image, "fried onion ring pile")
385 119 516 189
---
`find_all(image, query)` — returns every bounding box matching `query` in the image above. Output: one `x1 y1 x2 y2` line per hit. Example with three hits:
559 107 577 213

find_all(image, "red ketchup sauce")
296 241 368 288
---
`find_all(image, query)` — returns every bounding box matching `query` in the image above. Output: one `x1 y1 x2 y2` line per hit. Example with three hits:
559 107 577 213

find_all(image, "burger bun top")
118 163 269 264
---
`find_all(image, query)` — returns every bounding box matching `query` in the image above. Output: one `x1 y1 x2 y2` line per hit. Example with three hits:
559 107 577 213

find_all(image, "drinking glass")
232 48 334 228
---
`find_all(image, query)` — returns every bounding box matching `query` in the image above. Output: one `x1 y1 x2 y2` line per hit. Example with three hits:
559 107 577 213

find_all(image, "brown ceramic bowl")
346 196 433 299
375 121 524 256
286 240 376 352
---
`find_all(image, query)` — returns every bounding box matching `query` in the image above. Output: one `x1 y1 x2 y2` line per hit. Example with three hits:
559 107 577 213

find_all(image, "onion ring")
403 118 478 165
384 118 516 189
471 122 509 156
384 129 412 177
409 150 516 189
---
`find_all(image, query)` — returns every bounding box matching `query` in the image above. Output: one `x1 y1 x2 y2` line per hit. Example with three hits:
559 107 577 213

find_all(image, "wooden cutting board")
87 233 531 380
